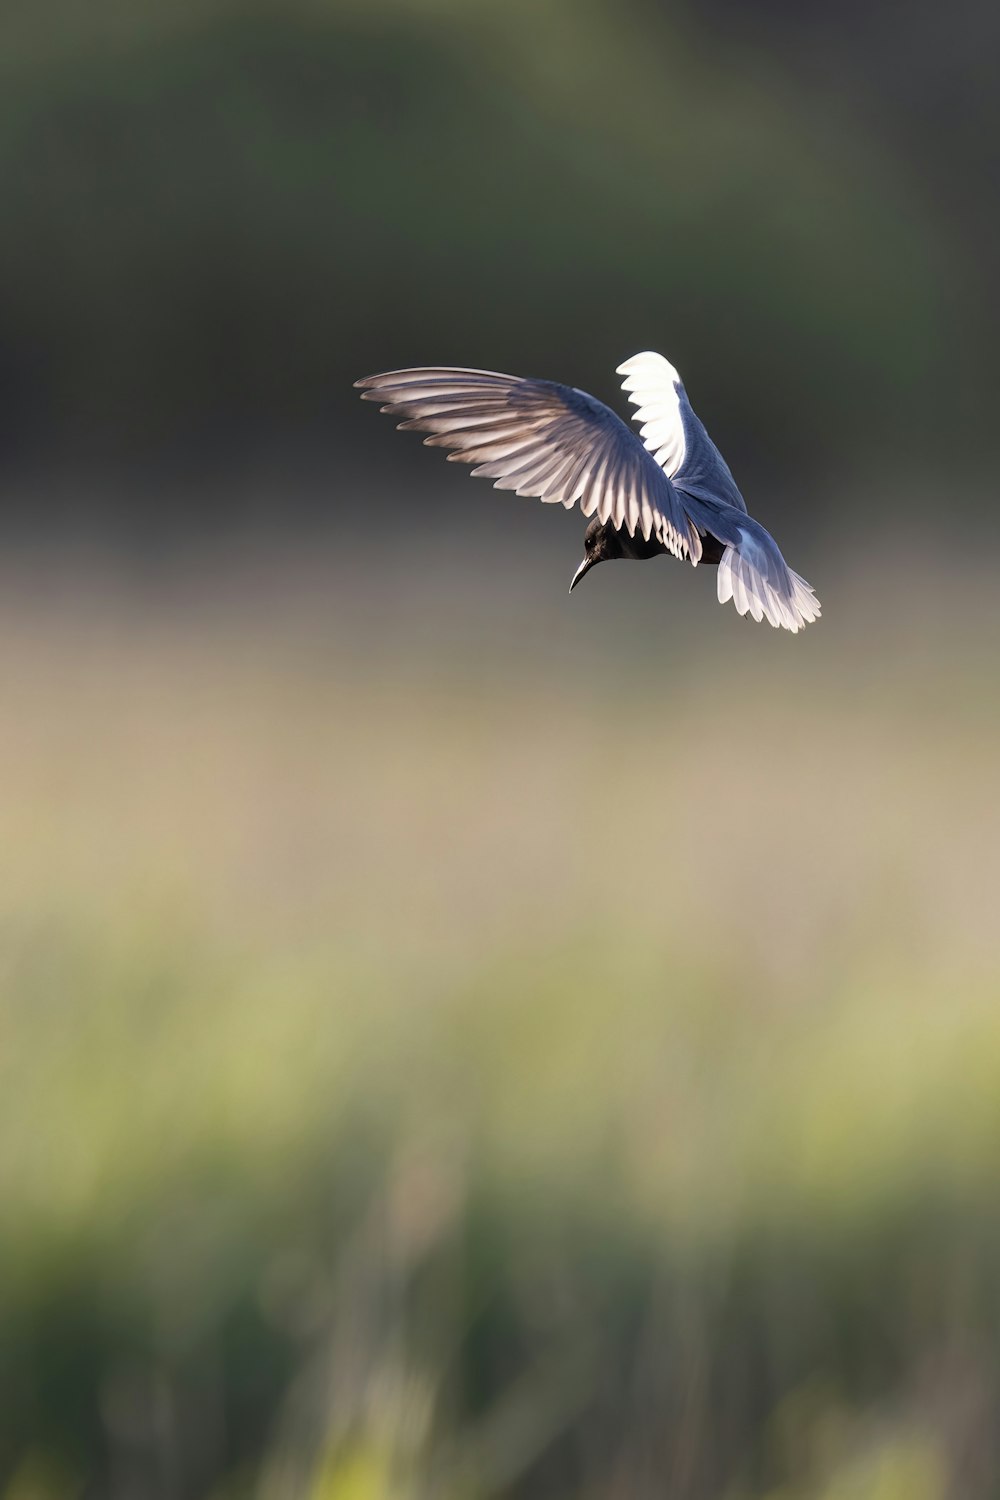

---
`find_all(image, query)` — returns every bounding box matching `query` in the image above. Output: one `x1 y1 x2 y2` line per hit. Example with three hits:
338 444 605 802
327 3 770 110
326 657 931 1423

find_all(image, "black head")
568 518 626 592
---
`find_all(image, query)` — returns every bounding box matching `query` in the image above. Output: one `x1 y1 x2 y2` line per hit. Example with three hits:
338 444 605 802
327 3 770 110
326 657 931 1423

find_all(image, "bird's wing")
617 352 748 513
355 367 701 561
619 353 820 630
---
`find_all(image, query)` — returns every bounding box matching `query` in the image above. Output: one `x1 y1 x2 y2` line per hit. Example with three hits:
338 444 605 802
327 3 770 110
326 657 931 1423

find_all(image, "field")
2 524 999 1499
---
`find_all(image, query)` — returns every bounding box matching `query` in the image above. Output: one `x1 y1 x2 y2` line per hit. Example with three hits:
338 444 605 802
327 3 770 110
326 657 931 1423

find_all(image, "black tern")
356 352 820 631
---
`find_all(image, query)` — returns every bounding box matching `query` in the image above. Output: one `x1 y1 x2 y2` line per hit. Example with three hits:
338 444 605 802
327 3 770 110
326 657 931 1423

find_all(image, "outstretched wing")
355 367 701 561
617 352 747 513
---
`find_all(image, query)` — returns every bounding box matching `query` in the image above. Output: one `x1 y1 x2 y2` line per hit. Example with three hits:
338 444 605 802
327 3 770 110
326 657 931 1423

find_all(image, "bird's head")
569 519 626 592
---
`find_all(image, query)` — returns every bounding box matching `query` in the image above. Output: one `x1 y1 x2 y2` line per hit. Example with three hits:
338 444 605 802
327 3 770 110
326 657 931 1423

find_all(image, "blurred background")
2 2 1000 1497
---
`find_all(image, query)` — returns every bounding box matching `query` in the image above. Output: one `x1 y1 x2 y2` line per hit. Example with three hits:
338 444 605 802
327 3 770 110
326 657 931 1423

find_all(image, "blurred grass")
2 534 1000 1498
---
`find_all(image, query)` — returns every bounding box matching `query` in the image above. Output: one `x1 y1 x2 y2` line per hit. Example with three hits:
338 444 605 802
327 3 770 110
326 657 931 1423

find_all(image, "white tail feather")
717 530 821 633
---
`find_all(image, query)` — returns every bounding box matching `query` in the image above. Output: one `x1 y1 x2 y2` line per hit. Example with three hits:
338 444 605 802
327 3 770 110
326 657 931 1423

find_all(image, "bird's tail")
717 542 819 632
716 520 820 632
686 501 821 632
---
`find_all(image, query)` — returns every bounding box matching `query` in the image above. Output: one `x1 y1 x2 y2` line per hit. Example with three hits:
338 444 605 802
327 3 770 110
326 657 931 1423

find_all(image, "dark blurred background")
3 5 1000 1500
2 0 997 536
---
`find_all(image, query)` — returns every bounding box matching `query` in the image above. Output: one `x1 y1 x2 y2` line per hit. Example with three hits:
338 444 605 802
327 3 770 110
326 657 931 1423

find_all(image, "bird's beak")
569 555 596 593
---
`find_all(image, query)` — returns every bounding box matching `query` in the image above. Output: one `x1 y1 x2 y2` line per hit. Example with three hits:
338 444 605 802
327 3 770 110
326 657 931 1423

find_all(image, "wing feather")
617 352 748 513
356 366 699 560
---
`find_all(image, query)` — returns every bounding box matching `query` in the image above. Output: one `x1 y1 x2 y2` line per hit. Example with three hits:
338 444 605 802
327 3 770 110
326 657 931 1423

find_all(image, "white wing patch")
617 352 686 478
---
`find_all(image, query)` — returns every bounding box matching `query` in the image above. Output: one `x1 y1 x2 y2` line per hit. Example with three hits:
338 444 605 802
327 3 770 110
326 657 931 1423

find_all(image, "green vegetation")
2 549 999 1497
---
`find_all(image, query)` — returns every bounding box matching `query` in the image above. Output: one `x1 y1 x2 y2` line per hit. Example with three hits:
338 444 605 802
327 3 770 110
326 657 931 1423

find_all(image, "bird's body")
356 352 820 632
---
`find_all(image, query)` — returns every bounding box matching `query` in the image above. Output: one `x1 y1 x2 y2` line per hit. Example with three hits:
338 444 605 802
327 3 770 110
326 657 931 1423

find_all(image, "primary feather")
617 352 747 512
356 367 701 562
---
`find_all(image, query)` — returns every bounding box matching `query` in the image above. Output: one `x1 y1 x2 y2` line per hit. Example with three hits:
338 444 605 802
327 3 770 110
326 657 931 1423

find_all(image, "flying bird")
355 353 820 632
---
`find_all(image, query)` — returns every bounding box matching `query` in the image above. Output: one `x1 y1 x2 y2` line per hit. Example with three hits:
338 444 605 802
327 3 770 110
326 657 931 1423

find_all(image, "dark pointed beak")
569 554 596 593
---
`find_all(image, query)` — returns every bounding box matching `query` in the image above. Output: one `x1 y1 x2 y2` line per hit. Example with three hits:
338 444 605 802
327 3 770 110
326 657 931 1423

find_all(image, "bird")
355 352 820 632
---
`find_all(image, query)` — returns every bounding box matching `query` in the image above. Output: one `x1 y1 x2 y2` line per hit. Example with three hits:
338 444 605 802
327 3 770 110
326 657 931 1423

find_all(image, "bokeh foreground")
2 528 999 1500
